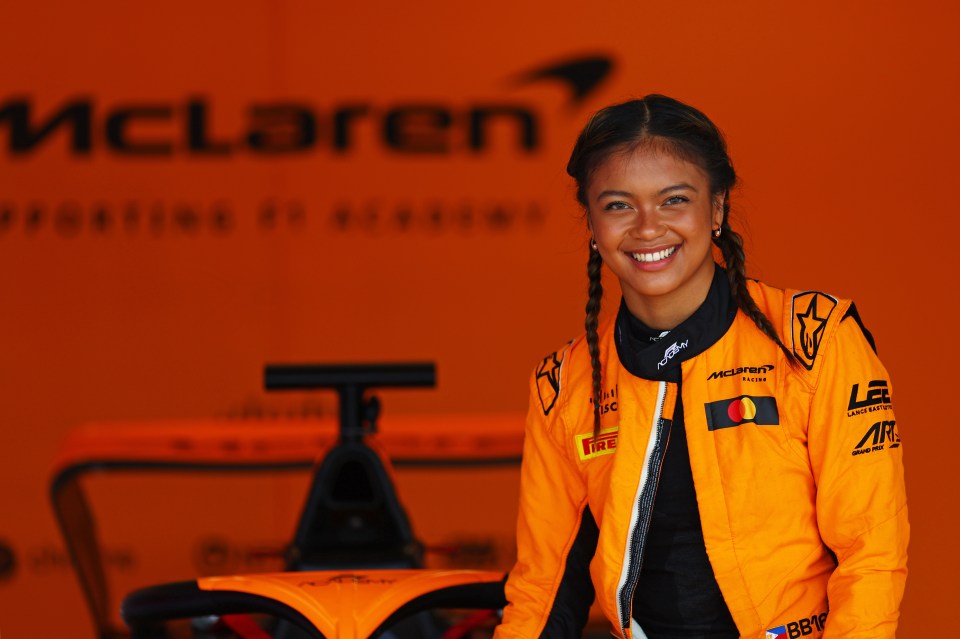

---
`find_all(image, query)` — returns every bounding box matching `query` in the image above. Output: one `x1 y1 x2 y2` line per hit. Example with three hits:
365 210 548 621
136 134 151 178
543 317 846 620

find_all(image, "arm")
495 369 598 639
807 315 908 638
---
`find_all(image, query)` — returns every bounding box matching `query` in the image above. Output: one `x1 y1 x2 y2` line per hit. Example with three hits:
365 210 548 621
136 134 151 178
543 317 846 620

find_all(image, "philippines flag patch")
766 627 787 639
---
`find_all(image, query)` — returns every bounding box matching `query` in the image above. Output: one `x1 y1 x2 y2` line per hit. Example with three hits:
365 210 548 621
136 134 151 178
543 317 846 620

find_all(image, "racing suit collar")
614 264 737 382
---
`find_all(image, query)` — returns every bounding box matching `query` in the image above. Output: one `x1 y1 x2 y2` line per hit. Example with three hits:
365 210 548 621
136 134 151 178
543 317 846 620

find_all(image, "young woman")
495 96 908 639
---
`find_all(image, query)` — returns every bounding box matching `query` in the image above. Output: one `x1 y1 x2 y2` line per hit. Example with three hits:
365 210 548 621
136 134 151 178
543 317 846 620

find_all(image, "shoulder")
747 278 876 373
530 319 616 418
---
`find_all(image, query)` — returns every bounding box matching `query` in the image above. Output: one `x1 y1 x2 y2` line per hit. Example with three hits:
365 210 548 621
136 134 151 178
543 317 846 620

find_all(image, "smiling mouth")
630 245 678 263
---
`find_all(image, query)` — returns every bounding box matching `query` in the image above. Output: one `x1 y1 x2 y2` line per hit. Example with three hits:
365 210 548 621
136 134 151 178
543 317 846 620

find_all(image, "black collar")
614 265 737 382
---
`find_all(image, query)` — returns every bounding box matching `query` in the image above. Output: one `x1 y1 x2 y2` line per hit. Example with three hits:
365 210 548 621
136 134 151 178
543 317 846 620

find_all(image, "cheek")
590 212 632 236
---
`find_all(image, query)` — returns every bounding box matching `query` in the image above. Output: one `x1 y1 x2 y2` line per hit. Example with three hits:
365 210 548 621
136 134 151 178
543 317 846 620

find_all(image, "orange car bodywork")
197 569 505 638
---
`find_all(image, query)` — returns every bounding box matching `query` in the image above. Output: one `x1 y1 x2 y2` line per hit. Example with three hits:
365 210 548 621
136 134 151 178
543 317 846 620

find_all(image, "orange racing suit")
495 275 908 639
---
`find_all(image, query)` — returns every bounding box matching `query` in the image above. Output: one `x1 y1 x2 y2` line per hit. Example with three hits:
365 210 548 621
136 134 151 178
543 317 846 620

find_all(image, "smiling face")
586 142 724 329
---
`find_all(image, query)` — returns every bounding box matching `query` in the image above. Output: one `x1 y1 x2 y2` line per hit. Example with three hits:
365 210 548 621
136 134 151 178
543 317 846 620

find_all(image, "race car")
52 363 524 638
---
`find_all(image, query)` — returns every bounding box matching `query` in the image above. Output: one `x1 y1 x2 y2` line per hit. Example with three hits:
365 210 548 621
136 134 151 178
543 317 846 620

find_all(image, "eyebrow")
658 182 698 195
595 183 698 202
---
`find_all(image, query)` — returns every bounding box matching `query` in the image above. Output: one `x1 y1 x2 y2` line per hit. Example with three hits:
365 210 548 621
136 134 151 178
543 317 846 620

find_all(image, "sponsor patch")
657 339 688 370
847 379 893 417
791 291 837 370
575 427 619 461
707 363 775 382
852 420 900 456
588 384 618 416
536 351 563 415
705 395 779 431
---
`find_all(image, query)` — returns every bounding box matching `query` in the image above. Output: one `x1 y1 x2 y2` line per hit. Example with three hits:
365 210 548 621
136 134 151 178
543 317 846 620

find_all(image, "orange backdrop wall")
1 1 958 637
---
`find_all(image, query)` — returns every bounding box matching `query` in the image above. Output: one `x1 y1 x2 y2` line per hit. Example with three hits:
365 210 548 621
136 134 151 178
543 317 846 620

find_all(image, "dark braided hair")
585 244 604 432
567 95 797 435
714 200 796 363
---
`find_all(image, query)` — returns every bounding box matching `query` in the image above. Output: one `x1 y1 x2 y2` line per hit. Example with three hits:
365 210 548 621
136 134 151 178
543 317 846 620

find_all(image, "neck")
623 298 697 331
622 265 718 331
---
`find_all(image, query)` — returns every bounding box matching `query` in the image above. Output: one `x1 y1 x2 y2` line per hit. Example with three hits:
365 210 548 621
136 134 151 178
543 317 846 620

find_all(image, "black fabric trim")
842 303 877 354
614 265 737 382
539 505 599 639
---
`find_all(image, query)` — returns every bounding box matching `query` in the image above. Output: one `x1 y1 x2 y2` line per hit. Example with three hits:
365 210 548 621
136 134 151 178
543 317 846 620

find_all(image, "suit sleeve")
494 369 598 639
807 315 908 638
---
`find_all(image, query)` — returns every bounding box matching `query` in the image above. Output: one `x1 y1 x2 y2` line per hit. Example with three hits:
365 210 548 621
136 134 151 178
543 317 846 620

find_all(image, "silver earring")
713 228 721 238
590 239 598 250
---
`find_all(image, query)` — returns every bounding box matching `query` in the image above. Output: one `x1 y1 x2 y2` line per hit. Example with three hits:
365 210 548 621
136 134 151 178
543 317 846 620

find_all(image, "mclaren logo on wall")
0 55 614 238
0 56 612 157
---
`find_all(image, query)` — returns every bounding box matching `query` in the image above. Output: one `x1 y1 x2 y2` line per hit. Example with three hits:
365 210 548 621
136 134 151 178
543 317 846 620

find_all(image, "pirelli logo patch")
575 427 619 461
705 396 780 431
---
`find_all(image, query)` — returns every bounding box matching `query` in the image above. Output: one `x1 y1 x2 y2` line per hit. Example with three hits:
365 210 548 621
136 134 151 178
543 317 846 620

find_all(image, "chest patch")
705 395 780 431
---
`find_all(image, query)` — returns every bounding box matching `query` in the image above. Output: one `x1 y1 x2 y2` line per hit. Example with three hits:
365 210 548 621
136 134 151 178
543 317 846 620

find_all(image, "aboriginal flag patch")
705 395 780 431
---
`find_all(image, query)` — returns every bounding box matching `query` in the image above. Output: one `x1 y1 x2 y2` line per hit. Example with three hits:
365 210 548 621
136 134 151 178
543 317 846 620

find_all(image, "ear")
712 194 725 230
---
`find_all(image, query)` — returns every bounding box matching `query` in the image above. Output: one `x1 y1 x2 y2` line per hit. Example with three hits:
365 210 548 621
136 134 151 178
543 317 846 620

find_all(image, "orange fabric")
497 281 908 639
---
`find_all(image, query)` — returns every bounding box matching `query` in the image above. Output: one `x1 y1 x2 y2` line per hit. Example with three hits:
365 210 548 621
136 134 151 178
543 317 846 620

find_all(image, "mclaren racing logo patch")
707 363 775 382
791 291 837 370
536 351 563 415
705 395 780 431
575 427 618 461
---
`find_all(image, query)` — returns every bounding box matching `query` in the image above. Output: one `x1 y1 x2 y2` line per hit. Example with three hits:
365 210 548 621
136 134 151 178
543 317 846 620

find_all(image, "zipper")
616 380 670 632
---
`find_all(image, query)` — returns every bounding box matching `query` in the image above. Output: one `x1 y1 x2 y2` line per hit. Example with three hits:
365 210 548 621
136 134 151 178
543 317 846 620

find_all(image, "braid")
714 203 798 366
585 246 604 437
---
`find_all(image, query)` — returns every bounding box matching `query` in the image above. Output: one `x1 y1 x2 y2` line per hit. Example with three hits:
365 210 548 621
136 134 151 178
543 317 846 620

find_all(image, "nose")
630 207 665 239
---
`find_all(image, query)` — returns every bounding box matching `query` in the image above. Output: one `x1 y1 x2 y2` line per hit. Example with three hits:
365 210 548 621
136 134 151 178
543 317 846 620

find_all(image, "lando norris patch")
705 395 779 431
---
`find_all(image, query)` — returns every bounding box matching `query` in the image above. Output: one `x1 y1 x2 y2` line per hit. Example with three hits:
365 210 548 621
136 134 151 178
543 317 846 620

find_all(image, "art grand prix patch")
791 291 837 370
536 351 563 415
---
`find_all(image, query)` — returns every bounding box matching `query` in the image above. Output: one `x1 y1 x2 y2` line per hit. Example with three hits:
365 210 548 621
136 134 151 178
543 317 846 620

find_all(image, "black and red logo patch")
705 395 780 431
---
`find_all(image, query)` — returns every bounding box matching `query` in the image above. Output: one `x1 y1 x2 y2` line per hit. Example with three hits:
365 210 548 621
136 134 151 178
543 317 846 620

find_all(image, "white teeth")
631 246 677 262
